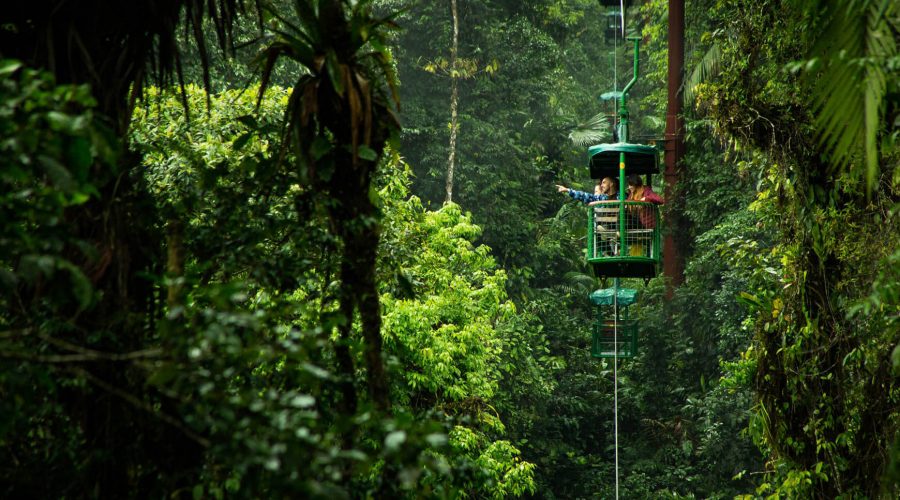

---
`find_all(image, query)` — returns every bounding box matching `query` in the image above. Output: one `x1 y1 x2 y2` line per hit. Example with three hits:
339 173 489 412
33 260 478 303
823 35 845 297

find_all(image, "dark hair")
626 174 642 187
606 177 618 193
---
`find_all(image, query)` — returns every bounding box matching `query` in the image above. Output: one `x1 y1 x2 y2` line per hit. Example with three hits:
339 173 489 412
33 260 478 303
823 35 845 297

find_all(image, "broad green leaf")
357 145 377 161
37 155 76 192
0 59 22 77
46 111 88 134
385 430 406 451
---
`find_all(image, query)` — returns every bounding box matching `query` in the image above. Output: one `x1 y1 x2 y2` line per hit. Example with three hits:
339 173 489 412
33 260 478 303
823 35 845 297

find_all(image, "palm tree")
0 0 245 130
256 0 400 412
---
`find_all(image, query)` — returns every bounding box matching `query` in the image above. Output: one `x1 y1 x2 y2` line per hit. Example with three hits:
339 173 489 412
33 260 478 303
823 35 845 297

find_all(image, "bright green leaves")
448 426 537 498
375 166 535 496
381 202 508 402
0 59 22 76
422 56 499 79
128 85 534 496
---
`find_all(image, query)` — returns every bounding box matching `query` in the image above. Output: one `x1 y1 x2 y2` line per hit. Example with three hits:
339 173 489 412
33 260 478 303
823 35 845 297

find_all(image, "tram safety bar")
588 201 660 259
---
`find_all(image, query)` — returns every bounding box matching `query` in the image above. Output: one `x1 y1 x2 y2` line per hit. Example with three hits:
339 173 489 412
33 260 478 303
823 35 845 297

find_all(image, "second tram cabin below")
589 287 639 359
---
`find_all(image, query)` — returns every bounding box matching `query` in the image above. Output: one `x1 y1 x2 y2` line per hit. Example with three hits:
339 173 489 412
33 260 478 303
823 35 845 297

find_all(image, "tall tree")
257 0 400 412
692 0 900 495
446 0 460 203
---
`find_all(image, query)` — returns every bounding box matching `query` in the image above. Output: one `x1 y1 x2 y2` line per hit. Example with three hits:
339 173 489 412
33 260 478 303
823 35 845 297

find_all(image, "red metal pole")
663 0 685 292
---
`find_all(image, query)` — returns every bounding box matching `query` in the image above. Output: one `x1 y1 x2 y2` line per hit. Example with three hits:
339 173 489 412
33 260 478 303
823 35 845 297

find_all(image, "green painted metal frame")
591 321 638 358
590 303 638 359
586 202 661 278
614 37 641 145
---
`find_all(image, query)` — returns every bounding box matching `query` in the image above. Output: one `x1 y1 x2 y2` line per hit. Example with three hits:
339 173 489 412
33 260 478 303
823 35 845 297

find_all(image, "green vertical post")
613 277 620 355
617 37 640 143
588 203 595 259
617 37 640 256
619 152 626 254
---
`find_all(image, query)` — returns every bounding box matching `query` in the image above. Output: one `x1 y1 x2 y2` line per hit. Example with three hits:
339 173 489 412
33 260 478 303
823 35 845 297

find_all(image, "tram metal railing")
591 319 638 358
587 201 661 261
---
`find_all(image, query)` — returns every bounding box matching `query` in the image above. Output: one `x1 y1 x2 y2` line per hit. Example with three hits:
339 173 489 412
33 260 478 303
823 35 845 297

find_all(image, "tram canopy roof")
589 287 638 306
588 142 659 178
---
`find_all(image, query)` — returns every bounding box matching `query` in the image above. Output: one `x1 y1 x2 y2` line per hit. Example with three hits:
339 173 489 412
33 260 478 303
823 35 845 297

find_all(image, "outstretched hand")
556 184 569 193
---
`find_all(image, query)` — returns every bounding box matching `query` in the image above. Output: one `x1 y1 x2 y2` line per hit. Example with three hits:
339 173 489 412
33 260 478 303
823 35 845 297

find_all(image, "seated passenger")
588 177 619 205
625 174 663 229
556 177 617 204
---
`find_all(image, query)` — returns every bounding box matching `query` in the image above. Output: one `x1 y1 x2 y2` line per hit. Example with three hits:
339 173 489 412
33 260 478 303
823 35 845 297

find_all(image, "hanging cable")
612 278 620 500
612 8 623 498
612 10 618 94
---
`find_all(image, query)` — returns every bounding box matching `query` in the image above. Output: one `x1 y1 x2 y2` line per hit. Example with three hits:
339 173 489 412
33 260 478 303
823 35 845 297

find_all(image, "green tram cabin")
589 287 639 359
585 143 661 279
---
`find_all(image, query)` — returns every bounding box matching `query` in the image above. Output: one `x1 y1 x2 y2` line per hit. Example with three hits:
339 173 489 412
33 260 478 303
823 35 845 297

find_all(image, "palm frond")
807 0 898 190
563 270 598 287
683 42 721 107
568 111 612 147
550 201 589 238
561 271 599 296
0 0 251 128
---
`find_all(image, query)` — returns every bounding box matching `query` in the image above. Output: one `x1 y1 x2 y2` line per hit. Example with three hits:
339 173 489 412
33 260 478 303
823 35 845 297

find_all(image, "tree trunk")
328 146 391 413
445 0 460 204
343 221 390 412
663 0 685 294
165 218 184 308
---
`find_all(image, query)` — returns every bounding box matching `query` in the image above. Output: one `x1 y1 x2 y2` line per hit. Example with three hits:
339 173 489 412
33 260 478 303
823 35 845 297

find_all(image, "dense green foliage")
2 0 898 497
690 1 900 496
133 84 539 497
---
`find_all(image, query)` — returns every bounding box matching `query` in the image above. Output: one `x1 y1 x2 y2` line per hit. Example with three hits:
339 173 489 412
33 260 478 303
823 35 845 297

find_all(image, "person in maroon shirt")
625 174 663 229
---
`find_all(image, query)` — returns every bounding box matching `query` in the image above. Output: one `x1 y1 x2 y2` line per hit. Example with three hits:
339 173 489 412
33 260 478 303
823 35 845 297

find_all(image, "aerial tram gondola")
586 36 661 282
583 36 659 362
590 287 638 358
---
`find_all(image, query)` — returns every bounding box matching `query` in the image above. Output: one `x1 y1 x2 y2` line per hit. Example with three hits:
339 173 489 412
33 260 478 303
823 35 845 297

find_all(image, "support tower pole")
618 37 640 255
663 0 685 293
